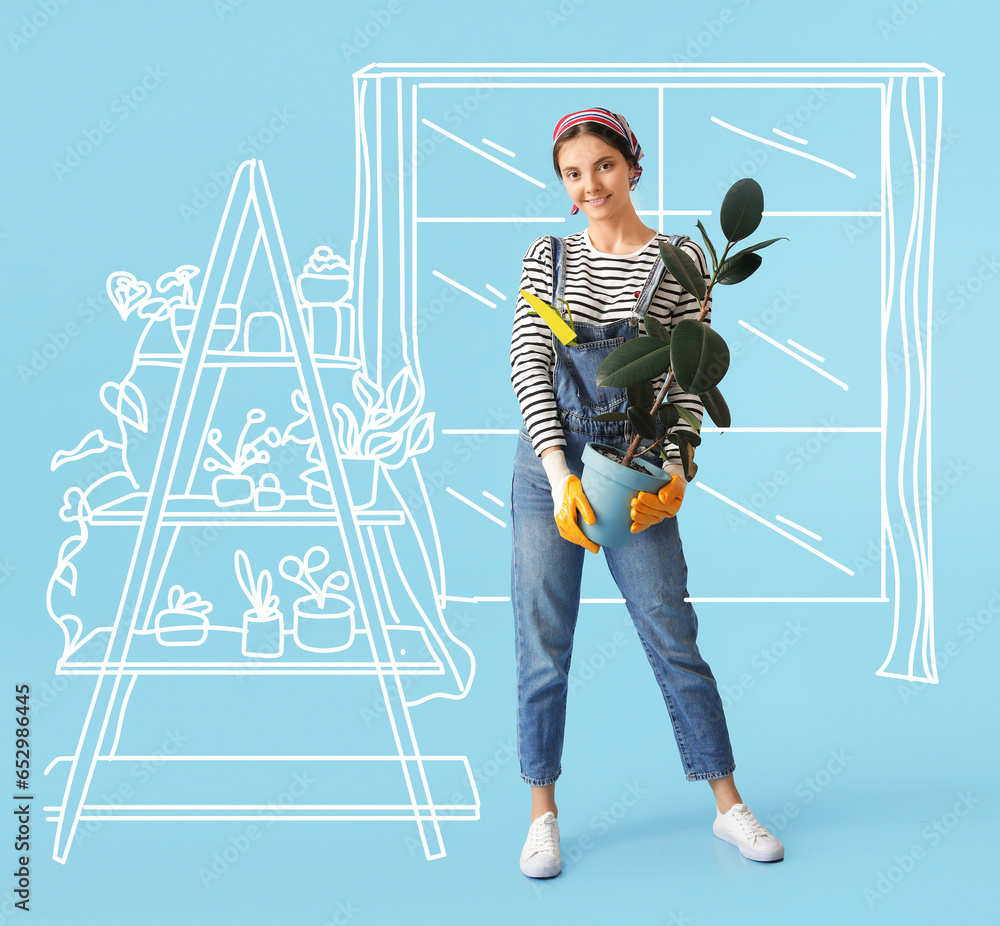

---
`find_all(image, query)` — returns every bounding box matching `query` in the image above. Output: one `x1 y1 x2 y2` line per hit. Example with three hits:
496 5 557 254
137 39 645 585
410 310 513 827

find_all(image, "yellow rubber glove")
630 474 686 533
556 475 600 553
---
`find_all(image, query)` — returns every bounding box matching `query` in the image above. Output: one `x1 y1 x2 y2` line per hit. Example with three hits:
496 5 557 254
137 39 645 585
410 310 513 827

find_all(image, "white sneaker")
713 803 784 862
519 811 562 878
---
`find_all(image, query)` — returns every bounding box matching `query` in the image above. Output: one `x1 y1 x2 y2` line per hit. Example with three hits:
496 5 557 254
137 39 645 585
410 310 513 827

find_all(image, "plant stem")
620 274 719 468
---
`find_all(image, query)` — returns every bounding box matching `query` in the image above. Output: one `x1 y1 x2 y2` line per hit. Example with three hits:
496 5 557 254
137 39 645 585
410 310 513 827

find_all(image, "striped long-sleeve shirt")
510 227 712 466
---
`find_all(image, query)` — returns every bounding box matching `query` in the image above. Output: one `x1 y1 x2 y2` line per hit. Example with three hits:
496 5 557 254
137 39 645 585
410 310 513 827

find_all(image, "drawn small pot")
297 273 350 308
306 482 334 509
579 442 670 549
170 306 197 352
292 594 355 653
242 609 284 658
213 474 255 507
254 474 285 511
208 304 241 351
154 609 209 646
340 458 379 509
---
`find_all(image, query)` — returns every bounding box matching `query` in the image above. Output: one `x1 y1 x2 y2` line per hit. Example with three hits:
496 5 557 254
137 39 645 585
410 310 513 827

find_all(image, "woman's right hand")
555 475 600 554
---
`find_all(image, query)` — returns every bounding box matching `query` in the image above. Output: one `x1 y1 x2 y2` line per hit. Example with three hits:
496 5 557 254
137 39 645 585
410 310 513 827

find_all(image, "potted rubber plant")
522 178 785 548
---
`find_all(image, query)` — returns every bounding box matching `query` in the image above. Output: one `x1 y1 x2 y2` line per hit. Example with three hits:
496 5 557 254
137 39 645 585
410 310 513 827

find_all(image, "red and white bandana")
552 107 644 215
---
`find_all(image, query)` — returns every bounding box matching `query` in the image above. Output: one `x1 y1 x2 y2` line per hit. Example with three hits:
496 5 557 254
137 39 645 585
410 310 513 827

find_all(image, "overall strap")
548 235 566 307
630 233 690 327
549 232 691 325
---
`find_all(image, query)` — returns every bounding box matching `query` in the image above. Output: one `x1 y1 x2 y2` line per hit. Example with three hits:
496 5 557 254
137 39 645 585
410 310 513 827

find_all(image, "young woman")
509 107 784 877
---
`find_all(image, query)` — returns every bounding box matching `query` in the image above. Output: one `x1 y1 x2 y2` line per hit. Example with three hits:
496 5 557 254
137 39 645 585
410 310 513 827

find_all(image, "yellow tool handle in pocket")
519 289 577 346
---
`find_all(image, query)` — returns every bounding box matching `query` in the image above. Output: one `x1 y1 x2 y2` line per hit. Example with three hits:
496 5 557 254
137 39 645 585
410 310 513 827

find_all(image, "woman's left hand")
630 474 685 532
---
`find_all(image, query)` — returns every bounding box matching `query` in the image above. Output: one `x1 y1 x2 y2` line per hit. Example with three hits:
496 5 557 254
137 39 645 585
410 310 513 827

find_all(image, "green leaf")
596 337 672 388
670 434 698 481
669 319 731 394
593 412 629 422
657 405 680 429
700 385 731 428
627 407 658 440
730 237 788 257
674 405 702 432
627 380 654 410
658 240 706 303
715 251 762 285
720 178 764 243
675 428 701 447
675 435 692 478
643 315 670 342
695 219 718 272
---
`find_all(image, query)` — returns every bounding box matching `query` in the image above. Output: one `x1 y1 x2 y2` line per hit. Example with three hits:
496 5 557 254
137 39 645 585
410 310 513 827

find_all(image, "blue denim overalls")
511 233 736 786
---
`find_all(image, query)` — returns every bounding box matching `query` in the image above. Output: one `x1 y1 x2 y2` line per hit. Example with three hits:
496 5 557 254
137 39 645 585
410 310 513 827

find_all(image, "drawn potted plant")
521 178 786 548
288 368 434 509
154 585 212 646
202 409 282 506
235 550 284 658
105 269 175 356
279 546 356 653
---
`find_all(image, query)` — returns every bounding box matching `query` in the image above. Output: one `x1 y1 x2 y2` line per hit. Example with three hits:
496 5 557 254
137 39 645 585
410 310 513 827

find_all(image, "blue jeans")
511 427 736 786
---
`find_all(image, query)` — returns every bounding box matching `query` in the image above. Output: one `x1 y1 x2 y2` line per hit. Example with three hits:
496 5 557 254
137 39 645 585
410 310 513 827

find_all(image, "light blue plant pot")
580 442 670 549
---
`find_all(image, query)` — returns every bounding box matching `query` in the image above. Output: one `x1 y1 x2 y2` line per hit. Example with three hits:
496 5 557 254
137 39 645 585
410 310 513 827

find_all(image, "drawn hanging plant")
106 270 179 357
50 264 201 493
44 488 91 658
279 546 356 653
202 409 281 506
51 378 149 490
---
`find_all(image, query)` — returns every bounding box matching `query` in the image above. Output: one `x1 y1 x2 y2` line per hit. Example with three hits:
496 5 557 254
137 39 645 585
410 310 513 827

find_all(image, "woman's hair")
552 121 638 180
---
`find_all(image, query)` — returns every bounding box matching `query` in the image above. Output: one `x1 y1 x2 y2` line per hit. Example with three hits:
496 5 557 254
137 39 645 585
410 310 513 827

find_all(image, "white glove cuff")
541 449 572 512
660 462 687 484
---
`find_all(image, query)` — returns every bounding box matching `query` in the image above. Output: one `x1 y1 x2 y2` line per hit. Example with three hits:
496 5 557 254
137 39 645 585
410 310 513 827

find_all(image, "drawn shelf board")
44 61 942 868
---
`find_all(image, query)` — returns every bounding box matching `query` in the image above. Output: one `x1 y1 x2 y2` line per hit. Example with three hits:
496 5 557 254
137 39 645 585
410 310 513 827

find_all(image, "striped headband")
552 107 644 215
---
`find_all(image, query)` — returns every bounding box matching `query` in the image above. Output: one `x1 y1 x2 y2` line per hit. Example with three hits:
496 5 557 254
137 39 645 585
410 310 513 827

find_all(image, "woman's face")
556 134 635 222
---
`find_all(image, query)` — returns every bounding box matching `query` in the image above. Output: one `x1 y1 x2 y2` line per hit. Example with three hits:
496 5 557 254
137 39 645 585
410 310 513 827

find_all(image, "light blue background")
2 1 997 923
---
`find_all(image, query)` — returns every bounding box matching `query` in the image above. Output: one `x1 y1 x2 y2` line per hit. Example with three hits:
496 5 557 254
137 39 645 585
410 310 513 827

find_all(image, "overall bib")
510 235 735 786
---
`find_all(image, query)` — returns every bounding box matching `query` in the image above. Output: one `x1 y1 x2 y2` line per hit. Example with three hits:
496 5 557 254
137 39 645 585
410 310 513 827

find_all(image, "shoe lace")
732 807 770 842
528 815 558 855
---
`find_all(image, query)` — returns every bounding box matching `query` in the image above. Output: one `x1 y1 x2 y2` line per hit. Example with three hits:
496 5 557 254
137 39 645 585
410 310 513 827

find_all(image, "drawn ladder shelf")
46 160 478 863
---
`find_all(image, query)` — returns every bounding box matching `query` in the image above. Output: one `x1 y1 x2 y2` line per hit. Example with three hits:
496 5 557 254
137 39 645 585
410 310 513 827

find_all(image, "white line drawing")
786 338 825 362
696 482 855 576
421 118 545 185
739 319 849 390
430 269 497 307
445 487 507 528
774 515 823 542
481 137 515 157
710 115 857 177
44 157 477 863
772 127 808 144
